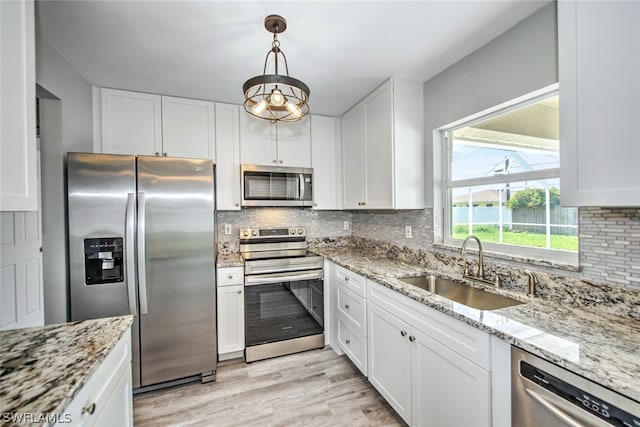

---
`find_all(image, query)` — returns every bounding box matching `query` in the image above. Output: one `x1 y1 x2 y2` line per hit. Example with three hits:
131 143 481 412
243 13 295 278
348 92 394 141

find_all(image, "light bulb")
270 88 285 107
285 101 302 118
252 99 267 115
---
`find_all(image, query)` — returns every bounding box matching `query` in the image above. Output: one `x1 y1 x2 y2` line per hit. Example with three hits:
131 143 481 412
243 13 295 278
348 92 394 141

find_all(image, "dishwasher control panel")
521 361 640 426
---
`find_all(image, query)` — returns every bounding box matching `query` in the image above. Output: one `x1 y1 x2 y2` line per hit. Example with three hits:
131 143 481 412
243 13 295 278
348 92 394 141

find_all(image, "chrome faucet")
460 235 486 281
524 270 538 296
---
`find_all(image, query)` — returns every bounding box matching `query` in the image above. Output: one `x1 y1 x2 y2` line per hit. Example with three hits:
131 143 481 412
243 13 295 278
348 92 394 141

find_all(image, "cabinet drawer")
337 283 366 336
217 267 244 286
367 280 490 370
59 328 132 426
335 265 366 297
338 318 367 376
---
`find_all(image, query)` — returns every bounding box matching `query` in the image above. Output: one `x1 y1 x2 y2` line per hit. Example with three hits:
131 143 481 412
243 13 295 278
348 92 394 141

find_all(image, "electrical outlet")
224 224 232 235
343 221 350 231
405 225 412 238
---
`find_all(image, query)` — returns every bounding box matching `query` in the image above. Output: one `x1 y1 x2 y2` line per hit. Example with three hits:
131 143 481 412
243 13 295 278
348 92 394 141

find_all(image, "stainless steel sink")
399 275 524 310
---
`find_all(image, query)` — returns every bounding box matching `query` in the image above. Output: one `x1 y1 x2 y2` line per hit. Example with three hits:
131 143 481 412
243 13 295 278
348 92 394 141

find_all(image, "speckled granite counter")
216 253 244 268
0 316 133 426
312 245 640 403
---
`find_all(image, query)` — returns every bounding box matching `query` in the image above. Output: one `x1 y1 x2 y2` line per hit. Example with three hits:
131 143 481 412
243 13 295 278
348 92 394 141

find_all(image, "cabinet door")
411 328 490 427
342 104 366 209
101 89 162 156
1 0 37 211
161 96 215 159
240 113 276 166
559 1 640 206
311 115 340 209
276 116 311 167
367 302 412 424
94 363 133 427
217 285 245 354
364 82 394 209
215 103 241 210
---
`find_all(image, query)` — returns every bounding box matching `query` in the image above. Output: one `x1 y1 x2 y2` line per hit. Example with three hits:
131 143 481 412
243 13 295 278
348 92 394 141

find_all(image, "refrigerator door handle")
125 193 137 316
137 192 149 315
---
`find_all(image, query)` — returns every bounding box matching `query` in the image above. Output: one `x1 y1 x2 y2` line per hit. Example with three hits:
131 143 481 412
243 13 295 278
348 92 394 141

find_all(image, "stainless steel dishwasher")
512 346 640 426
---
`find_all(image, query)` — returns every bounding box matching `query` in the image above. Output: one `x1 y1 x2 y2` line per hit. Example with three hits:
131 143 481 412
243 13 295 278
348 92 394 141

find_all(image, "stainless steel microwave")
241 164 313 207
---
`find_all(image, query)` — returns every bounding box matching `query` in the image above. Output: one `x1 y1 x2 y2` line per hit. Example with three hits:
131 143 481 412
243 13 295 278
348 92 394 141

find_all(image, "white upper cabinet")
215 103 241 210
559 1 640 206
161 96 215 160
1 0 38 211
100 89 215 159
240 113 311 167
341 78 424 210
100 88 163 156
311 115 342 210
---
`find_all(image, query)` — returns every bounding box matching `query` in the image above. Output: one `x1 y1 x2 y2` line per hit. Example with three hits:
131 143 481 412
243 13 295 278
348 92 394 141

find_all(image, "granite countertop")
312 246 640 402
217 253 244 268
0 316 133 426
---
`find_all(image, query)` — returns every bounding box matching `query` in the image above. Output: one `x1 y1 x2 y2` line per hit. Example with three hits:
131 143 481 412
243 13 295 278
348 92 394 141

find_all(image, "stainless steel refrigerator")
67 152 216 389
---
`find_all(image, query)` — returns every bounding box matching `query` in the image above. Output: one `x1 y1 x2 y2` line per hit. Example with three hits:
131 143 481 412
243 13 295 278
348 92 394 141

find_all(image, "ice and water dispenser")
83 238 124 285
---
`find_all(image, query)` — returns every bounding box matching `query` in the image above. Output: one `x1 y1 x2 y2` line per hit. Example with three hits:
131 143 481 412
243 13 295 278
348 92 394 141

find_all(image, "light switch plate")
343 221 350 231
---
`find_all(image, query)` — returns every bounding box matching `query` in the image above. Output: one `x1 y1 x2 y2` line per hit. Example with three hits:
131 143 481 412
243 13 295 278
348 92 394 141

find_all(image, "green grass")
453 225 578 251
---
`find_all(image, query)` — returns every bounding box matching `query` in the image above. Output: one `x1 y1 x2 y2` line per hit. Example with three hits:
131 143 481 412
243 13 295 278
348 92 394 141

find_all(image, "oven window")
244 171 299 200
245 279 323 347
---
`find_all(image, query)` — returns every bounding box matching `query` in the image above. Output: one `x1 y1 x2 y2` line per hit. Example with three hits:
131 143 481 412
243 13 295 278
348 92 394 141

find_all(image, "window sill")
434 241 580 272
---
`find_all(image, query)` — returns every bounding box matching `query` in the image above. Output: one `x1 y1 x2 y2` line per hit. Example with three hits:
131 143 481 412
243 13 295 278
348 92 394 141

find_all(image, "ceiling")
36 0 549 117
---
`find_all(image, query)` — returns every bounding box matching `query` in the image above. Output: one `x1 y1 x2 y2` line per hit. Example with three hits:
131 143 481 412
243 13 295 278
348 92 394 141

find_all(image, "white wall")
36 35 93 324
424 2 558 207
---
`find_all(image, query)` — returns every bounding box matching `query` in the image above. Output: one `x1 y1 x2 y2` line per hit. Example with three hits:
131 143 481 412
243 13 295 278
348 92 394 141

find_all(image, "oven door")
245 269 324 348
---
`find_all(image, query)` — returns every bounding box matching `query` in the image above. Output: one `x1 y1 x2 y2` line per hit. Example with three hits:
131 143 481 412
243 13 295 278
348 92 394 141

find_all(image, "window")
442 89 578 263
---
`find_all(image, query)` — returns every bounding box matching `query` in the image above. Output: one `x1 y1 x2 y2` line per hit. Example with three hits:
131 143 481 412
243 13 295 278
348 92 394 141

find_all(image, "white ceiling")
36 0 549 117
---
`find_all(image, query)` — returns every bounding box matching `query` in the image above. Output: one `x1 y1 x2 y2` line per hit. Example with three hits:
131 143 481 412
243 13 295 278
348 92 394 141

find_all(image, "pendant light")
242 15 310 123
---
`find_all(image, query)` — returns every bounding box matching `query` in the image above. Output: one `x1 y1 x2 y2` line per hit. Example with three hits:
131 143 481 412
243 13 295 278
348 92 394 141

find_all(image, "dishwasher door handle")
524 388 585 427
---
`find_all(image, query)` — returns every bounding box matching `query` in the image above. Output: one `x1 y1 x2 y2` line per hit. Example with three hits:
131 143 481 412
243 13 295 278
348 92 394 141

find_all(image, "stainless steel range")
240 226 324 362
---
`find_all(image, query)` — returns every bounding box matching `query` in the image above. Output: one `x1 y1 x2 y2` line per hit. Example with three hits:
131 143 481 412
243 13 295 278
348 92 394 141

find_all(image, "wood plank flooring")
133 348 406 426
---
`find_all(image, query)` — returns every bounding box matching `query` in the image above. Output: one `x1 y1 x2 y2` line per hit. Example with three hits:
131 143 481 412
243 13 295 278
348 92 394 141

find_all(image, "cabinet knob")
362 202 366 206
163 152 168 157
409 335 416 342
344 304 350 310
228 274 234 279
235 202 239 207
400 330 407 337
272 159 277 164
82 402 96 415
155 152 161 157
345 339 351 345
344 277 349 282
279 160 283 164
237 289 242 294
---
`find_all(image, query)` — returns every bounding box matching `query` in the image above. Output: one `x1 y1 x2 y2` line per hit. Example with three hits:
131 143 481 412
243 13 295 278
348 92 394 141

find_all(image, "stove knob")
242 230 249 237
252 230 258 236
297 228 304 235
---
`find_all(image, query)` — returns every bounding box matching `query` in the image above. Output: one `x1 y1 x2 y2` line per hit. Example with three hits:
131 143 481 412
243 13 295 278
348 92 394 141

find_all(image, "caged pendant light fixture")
242 15 310 123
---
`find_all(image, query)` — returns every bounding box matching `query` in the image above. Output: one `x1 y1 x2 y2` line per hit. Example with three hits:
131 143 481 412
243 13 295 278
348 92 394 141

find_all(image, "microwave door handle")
299 174 305 200
125 193 137 316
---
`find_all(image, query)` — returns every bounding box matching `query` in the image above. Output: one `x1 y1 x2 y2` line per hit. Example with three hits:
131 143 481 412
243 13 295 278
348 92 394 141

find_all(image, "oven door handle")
245 269 324 286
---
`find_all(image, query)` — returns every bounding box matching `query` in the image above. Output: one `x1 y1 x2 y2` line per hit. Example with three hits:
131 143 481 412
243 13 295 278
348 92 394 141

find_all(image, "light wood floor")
133 348 406 426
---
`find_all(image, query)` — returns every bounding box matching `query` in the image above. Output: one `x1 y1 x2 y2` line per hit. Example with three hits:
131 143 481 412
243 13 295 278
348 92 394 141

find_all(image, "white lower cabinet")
337 317 367 375
366 280 491 427
216 267 245 358
57 328 133 427
334 266 368 375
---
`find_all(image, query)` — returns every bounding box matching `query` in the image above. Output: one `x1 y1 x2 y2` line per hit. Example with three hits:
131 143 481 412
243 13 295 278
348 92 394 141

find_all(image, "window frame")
440 84 578 265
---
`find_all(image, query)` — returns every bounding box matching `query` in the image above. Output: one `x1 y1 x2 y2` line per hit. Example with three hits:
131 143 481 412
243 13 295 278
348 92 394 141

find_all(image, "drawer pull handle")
82 402 96 415
409 336 416 342
345 339 351 345
237 289 242 294
344 304 350 310
400 330 407 337
228 274 234 279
